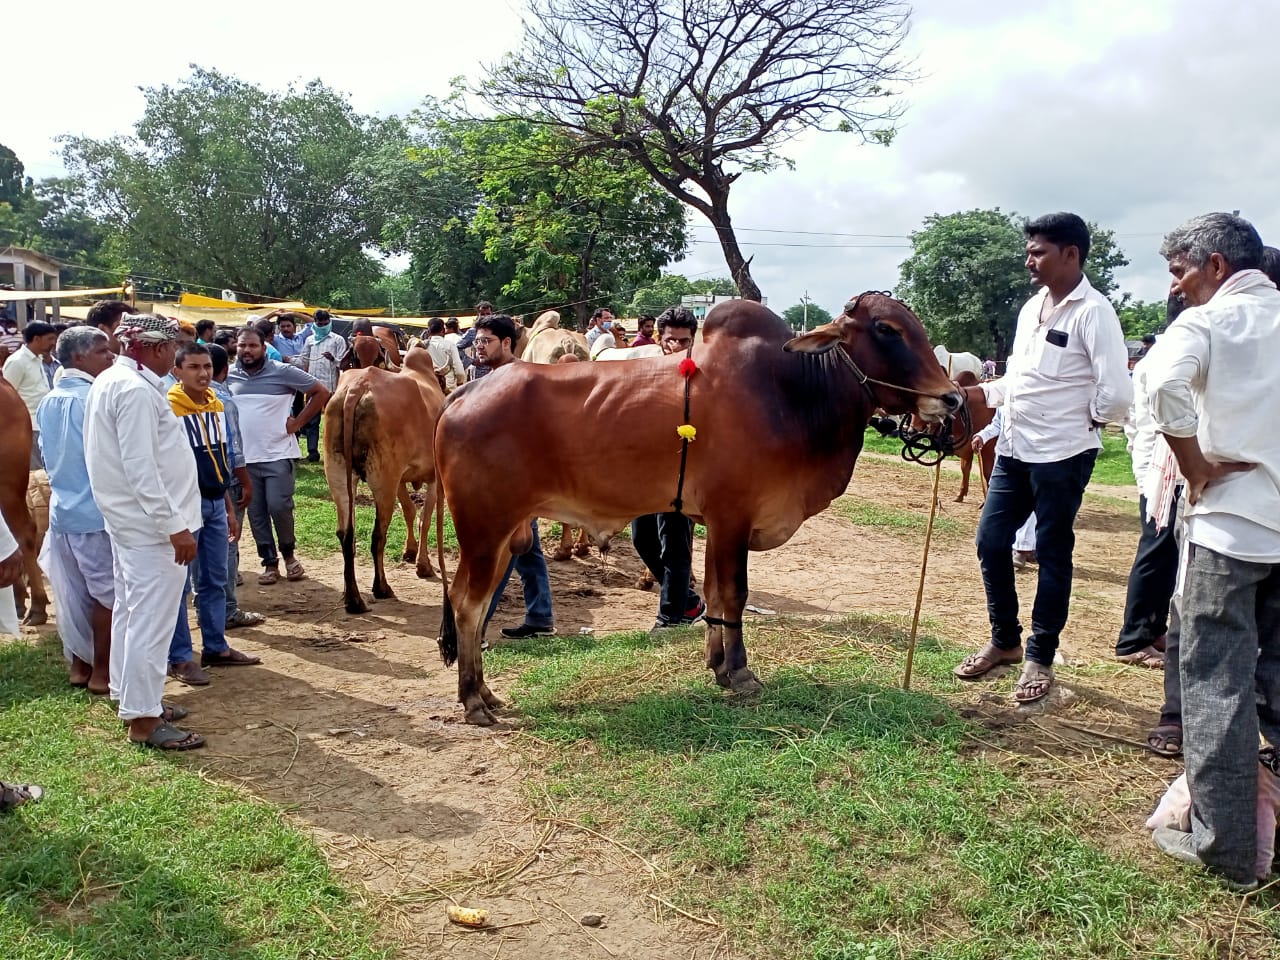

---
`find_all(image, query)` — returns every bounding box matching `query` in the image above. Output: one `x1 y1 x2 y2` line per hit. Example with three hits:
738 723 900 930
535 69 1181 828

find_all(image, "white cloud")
7 0 1277 317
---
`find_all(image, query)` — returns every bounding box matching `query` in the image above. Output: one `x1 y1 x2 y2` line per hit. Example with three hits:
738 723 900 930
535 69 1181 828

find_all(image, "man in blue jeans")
166 343 262 686
953 213 1132 703
471 314 556 641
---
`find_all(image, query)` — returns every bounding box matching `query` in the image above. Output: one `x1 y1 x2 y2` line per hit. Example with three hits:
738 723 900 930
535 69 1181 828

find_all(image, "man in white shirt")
418 317 465 392
86 314 204 751
2 321 58 468
294 309 347 462
953 213 1132 703
1143 213 1280 891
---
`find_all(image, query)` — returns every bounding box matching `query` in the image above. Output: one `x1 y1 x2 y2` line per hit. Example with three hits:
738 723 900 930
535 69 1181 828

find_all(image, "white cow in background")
933 345 984 380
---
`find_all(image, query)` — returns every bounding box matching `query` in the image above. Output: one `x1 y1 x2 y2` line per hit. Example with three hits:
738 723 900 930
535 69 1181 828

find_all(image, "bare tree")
480 0 912 301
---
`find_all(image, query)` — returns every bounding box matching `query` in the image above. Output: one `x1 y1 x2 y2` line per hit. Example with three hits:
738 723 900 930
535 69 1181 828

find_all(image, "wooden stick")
904 356 950 691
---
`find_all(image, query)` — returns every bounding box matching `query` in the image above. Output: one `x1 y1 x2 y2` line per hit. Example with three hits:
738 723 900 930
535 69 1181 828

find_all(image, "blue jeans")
169 498 231 664
225 483 245 620
975 450 1097 666
299 411 322 461
485 520 554 629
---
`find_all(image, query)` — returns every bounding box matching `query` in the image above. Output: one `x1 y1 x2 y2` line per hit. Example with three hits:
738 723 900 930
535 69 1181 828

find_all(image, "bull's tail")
434 475 458 666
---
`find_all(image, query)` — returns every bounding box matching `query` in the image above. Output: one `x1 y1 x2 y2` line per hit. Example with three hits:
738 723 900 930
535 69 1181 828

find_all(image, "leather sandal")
1013 663 1054 704
201 648 262 667
130 722 205 751
1146 723 1183 757
0 782 43 811
954 643 1024 679
1117 646 1165 669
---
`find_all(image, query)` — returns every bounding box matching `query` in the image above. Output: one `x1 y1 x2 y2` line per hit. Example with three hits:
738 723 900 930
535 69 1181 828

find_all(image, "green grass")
834 496 963 538
485 619 1278 960
0 638 390 960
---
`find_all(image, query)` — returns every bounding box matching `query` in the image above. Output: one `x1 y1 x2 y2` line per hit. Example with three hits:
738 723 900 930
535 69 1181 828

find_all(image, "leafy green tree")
479 0 912 302
782 302 834 331
1117 297 1170 339
379 106 687 324
629 274 693 315
63 67 384 300
897 209 1129 359
0 143 30 208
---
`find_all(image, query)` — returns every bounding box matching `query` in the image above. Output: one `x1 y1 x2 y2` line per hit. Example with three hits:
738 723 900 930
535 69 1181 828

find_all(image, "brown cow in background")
0 377 49 625
909 370 996 502
324 348 445 614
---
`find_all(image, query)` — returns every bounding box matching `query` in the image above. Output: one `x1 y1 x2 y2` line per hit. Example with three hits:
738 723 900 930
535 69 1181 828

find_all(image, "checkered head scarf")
116 313 180 345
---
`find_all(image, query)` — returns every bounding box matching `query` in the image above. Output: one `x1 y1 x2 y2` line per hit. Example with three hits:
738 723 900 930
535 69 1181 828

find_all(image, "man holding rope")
953 213 1132 703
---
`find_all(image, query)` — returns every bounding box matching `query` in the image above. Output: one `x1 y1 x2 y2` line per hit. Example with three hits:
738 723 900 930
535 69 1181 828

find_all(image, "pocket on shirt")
1037 340 1068 378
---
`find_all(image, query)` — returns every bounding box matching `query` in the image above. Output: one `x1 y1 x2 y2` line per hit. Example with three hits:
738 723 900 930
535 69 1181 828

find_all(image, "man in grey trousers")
227 326 330 585
1143 212 1280 891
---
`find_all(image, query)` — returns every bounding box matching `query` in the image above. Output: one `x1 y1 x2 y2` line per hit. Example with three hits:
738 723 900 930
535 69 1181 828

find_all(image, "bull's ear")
784 324 843 354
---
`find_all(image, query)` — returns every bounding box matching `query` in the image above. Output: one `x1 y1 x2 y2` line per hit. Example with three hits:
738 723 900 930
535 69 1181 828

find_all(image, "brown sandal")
1146 723 1183 757
1013 663 1054 704
954 643 1024 679
1117 646 1165 669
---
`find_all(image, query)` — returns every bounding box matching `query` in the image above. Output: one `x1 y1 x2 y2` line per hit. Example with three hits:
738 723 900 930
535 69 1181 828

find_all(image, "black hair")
475 300 492 313
175 342 212 367
236 325 264 345
23 321 56 342
86 299 131 329
195 319 217 339
446 317 459 330
475 314 518 347
313 308 331 324
656 306 698 336
590 306 612 321
1025 212 1091 263
1262 246 1280 288
213 329 235 346
252 318 275 341
352 318 374 337
208 342 229 379
427 317 445 335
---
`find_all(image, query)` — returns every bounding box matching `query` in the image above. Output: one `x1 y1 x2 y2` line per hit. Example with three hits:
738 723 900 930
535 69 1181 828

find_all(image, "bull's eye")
873 320 899 338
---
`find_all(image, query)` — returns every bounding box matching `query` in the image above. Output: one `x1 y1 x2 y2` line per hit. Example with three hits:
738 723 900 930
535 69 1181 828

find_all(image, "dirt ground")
46 453 1164 959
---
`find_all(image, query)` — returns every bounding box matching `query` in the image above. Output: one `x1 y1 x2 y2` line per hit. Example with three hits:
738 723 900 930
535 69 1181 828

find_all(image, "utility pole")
800 290 811 331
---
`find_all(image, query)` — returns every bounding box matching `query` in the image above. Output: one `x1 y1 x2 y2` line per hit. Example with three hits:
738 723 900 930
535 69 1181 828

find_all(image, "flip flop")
130 722 205 751
121 703 189 727
1013 663 1054 704
1146 723 1183 757
954 643 1024 679
1117 646 1165 669
0 782 43 811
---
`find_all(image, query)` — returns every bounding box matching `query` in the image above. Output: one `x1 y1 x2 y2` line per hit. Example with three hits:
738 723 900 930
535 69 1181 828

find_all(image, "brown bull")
434 294 961 724
0 377 48 625
325 349 445 614
910 370 996 502
520 310 593 560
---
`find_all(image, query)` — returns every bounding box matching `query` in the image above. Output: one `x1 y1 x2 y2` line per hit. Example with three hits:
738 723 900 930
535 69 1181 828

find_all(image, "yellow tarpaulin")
0 285 126 301
177 292 386 316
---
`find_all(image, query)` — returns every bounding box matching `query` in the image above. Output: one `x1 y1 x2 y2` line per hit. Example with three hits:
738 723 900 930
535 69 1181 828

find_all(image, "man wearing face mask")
584 307 615 350
295 310 347 463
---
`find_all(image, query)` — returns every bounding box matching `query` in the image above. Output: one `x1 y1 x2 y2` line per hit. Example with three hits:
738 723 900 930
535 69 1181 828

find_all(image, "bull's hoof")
479 684 505 710
416 564 436 580
401 548 418 563
463 697 498 726
728 668 764 696
345 598 370 615
551 550 572 562
22 609 48 627
711 670 732 689
372 584 396 601
573 544 592 557
953 494 966 504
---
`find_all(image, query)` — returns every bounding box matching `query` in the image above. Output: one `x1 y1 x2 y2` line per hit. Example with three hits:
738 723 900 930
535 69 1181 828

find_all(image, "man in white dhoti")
36 327 117 693
86 314 204 750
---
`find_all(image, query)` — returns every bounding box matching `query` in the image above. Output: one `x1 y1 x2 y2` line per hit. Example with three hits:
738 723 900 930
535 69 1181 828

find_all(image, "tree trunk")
706 193 762 302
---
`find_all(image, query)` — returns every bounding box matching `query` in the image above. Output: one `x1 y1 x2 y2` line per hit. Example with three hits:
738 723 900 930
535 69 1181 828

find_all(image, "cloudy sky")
6 0 1276 315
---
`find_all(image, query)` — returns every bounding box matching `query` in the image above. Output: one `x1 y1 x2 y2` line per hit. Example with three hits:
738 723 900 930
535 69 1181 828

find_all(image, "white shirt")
981 275 1133 463
422 336 465 391
1125 352 1159 490
1142 269 1280 562
296 331 348 392
85 356 202 547
589 331 619 358
2 345 49 423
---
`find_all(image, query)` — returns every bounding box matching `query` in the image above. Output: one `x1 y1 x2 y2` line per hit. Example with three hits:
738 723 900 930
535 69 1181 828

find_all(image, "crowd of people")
952 211 1280 892
0 298 700 803
4 214 1280 894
